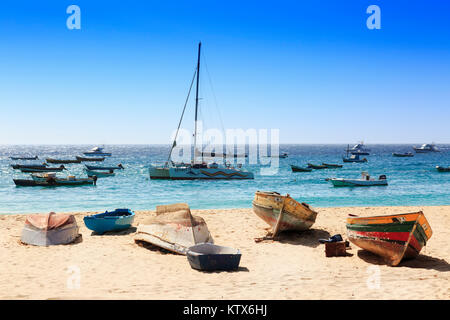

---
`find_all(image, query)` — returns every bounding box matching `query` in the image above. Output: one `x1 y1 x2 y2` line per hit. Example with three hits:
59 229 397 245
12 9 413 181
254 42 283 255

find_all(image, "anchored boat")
322 163 343 168
343 144 368 163
252 191 318 238
149 43 254 180
83 146 112 156
393 152 414 157
349 142 370 155
436 166 450 172
11 163 47 170
307 163 327 169
346 211 432 266
329 172 387 187
413 143 440 153
10 156 38 160
76 156 105 162
290 165 312 172
20 165 66 173
85 164 124 170
85 169 115 177
14 175 97 187
46 158 81 164
84 209 135 234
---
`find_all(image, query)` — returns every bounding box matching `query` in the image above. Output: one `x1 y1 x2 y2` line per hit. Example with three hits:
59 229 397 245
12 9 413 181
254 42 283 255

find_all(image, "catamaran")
149 43 254 180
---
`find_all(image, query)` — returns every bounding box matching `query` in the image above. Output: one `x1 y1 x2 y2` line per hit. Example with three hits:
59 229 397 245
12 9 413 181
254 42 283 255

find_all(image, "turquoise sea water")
1 144 449 214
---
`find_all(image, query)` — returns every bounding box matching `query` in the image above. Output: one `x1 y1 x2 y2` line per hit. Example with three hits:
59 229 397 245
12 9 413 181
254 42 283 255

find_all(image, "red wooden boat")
346 212 432 266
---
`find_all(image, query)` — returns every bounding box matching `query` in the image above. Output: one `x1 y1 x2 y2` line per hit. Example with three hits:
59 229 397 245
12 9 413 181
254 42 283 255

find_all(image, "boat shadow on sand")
275 228 331 248
357 250 450 271
89 227 137 236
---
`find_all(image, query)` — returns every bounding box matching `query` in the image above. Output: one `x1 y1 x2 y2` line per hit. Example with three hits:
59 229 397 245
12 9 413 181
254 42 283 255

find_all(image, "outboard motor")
92 175 98 185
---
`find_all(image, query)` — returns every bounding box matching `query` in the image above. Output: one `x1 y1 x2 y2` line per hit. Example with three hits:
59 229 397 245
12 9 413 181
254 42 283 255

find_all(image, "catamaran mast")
193 42 201 164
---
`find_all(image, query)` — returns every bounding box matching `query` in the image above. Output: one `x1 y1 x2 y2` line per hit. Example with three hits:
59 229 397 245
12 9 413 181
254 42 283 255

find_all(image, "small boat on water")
393 152 414 157
349 142 370 155
186 243 242 271
252 191 318 238
85 169 115 177
290 165 312 172
346 211 432 266
343 154 368 163
76 156 105 162
322 163 343 168
135 203 214 255
436 166 450 172
11 163 47 169
83 146 112 157
10 156 38 160
14 175 97 187
343 145 368 163
413 143 440 153
85 164 124 171
329 172 388 187
20 165 66 173
84 209 135 234
279 153 288 158
307 163 327 169
46 158 81 164
21 212 79 246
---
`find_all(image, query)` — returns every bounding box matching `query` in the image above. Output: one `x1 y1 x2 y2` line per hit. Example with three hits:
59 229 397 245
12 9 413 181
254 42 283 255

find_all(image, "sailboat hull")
168 167 254 180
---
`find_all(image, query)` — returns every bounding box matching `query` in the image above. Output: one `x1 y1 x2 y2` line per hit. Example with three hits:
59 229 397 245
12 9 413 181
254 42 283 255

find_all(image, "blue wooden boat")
85 169 115 177
83 209 135 234
10 156 38 160
85 164 124 171
186 243 241 271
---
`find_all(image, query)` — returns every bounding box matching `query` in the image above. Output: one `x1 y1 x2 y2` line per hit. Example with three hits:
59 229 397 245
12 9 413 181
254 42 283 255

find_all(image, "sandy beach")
0 205 449 300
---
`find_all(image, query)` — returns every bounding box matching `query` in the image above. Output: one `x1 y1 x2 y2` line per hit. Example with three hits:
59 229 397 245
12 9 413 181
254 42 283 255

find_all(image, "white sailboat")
149 43 254 180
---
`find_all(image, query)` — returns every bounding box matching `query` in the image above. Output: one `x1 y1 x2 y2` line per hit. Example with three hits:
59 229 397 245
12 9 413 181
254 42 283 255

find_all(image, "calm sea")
1 144 449 214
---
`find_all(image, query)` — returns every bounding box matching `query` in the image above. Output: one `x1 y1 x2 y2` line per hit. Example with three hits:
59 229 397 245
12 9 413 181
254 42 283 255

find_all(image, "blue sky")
0 0 449 144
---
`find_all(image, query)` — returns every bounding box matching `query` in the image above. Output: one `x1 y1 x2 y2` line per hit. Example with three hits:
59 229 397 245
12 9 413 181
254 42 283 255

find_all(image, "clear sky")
0 0 449 144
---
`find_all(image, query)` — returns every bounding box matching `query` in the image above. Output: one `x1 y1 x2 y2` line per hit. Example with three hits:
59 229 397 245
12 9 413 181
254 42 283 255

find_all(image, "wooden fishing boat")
436 166 450 172
10 156 38 160
84 209 135 234
307 163 327 169
252 191 318 238
76 156 105 162
46 158 81 164
85 169 115 177
135 203 213 255
85 164 124 171
329 172 387 187
279 153 288 158
20 165 66 173
290 165 312 172
322 163 343 168
21 212 79 246
346 211 432 266
186 243 241 271
14 175 96 187
392 152 414 157
11 163 47 169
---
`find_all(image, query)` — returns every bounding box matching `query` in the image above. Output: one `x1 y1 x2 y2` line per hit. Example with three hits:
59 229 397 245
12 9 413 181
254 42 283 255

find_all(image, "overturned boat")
21 212 80 246
252 191 318 238
135 203 213 255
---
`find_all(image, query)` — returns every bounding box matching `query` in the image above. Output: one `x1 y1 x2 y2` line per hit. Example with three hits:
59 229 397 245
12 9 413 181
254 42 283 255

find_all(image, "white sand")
0 206 449 299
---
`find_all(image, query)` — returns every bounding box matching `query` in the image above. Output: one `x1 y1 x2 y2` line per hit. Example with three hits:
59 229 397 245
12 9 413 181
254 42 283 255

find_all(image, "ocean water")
0 144 449 214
